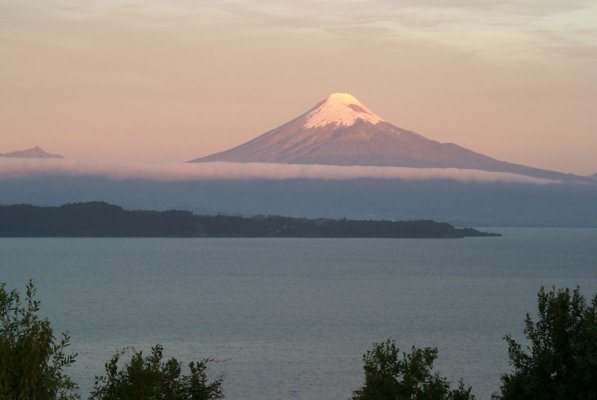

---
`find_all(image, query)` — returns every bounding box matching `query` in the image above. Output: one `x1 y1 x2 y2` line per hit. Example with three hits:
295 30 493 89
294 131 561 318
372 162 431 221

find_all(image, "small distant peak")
305 93 383 128
22 146 50 156
1 146 64 159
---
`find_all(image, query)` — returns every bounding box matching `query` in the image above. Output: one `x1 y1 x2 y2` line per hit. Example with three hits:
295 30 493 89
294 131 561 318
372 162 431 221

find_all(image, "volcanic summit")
191 93 574 181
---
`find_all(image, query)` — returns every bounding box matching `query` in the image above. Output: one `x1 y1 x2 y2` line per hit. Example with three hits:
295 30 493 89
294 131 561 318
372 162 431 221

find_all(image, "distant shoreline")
0 201 500 239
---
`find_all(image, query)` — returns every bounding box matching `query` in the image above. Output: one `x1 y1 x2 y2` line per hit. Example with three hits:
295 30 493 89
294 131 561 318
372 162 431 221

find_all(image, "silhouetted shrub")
351 339 475 400
0 280 78 400
90 345 223 400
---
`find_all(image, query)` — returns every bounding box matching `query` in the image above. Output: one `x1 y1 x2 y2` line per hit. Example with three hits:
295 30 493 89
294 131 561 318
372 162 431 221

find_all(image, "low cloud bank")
0 158 559 184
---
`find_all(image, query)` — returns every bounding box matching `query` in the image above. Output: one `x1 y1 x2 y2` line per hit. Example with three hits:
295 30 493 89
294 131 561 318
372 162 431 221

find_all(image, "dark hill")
0 202 498 238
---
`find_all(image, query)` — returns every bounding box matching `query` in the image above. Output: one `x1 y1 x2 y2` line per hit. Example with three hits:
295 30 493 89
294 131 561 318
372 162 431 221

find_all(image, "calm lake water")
1 229 596 399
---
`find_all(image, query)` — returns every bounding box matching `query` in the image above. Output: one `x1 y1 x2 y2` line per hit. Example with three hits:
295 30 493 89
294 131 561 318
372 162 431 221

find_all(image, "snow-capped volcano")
191 93 577 181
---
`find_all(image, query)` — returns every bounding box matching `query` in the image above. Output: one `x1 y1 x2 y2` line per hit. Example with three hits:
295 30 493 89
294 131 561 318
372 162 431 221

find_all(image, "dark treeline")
0 201 499 238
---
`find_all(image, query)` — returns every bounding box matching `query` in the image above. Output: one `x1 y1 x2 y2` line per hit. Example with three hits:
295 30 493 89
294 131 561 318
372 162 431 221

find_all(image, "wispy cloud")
190 0 597 64
0 159 559 184
4 0 595 64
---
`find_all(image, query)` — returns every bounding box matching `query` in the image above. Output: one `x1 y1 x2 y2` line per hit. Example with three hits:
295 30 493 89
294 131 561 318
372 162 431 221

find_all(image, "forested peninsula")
0 202 499 238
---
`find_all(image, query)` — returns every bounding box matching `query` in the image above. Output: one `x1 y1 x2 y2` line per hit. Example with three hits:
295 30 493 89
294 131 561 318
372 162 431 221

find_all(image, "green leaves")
497 287 597 400
352 339 475 400
0 280 79 400
90 345 223 400
1 281 224 400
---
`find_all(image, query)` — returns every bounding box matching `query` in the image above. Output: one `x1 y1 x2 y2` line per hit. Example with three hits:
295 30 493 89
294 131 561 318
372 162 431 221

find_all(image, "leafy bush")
496 286 597 400
351 339 475 400
90 344 224 400
0 280 78 400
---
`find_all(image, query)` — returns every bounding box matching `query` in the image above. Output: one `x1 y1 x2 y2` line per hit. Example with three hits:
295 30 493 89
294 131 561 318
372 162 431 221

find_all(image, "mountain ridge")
0 201 498 238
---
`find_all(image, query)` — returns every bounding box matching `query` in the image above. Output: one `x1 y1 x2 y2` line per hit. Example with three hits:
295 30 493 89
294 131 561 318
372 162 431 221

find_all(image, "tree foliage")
0 280 78 400
496 286 597 400
351 339 475 400
90 345 224 400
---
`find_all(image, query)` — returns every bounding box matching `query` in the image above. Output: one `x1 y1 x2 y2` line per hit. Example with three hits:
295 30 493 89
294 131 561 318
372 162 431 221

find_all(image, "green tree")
351 339 475 400
0 280 78 400
90 345 224 400
496 286 597 400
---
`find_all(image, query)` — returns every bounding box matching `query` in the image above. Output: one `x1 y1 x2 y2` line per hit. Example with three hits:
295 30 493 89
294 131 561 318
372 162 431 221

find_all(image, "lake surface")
1 229 596 399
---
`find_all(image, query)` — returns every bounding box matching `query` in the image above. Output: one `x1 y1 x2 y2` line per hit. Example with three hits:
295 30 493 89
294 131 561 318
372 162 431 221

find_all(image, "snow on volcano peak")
304 93 383 128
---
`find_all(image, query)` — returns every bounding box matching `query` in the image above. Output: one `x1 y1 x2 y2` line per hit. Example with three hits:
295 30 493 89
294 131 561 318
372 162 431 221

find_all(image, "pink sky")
1 1 596 175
